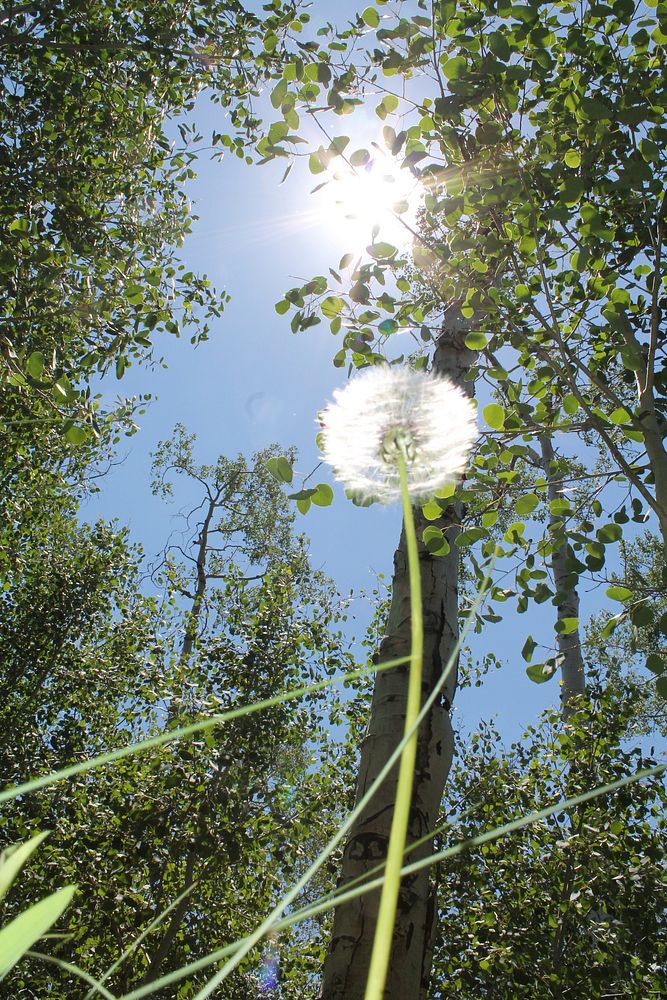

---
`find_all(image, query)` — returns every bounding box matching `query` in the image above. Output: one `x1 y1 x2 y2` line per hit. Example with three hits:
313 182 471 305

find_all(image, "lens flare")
258 938 279 993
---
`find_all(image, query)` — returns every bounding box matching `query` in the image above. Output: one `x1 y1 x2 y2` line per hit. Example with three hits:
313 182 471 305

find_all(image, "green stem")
365 453 423 1000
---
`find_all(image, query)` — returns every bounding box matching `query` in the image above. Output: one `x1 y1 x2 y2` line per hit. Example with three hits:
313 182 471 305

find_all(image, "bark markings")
320 322 475 1000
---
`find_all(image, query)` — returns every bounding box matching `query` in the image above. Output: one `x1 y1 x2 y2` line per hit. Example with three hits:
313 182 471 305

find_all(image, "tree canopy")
1 1 666 998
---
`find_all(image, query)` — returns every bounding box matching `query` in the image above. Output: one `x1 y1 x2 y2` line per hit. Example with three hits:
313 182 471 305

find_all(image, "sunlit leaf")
521 635 536 662
361 6 379 28
422 500 442 521
311 483 334 506
483 404 505 430
366 242 397 260
514 493 539 516
556 617 579 635
606 586 632 602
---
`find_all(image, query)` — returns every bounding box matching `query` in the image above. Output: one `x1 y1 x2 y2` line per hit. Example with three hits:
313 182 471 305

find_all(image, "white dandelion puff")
320 366 477 504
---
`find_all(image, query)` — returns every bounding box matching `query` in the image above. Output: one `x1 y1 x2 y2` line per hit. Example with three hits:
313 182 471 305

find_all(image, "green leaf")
482 509 499 528
514 493 539 516
435 482 456 501
309 152 326 175
606 586 632 602
321 296 345 318
562 394 579 415
270 79 287 109
275 299 290 315
646 653 665 675
441 55 467 81
0 833 50 904
265 456 293 484
504 522 526 544
26 352 45 379
350 148 370 167
366 242 397 260
464 332 488 350
597 523 622 544
53 376 75 401
488 30 511 61
639 138 660 163
296 497 311 515
0 885 77 977
557 617 579 635
361 5 379 27
455 527 488 547
423 526 450 555
656 676 667 699
311 483 334 507
609 407 632 425
549 498 570 516
65 426 88 446
526 662 556 684
287 488 317 501
422 500 442 521
349 281 370 303
483 403 505 430
564 148 581 168
326 137 348 157
630 604 653 628
601 616 622 639
559 177 584 206
579 96 612 120
521 635 537 662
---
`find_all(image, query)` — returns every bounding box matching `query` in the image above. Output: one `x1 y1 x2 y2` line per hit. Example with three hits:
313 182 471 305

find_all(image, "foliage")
587 531 667 733
0 0 302 444
3 1 667 998
434 682 667 998
0 431 356 997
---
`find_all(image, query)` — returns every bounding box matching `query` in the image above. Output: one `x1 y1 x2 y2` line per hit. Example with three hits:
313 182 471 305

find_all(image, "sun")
317 144 422 251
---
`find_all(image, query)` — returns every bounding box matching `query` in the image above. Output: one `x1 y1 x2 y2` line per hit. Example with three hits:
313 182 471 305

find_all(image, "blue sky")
84 1 595 743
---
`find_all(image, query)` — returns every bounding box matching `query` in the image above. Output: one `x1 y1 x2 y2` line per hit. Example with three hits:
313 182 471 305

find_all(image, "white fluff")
320 366 477 504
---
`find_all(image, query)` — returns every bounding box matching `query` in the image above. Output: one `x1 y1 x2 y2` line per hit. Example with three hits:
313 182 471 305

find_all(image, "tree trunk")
140 846 198 985
179 491 218 666
623 325 667 553
539 435 585 717
637 386 667 555
320 322 475 1000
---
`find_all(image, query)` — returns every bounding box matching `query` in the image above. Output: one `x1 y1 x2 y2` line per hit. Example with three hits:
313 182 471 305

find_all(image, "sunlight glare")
317 147 422 252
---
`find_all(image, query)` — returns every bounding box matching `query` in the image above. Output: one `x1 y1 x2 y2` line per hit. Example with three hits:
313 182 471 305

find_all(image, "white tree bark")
539 434 585 717
320 322 475 1000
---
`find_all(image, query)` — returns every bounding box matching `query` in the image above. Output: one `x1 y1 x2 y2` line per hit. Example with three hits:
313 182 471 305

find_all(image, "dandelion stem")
365 451 423 1000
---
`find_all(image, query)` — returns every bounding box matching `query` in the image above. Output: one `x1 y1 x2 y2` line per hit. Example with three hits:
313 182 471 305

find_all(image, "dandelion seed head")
320 366 477 504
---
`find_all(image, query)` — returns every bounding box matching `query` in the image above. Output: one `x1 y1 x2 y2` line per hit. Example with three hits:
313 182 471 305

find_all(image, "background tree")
0 0 304 524
586 530 667 735
0 430 356 997
433 683 666 999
